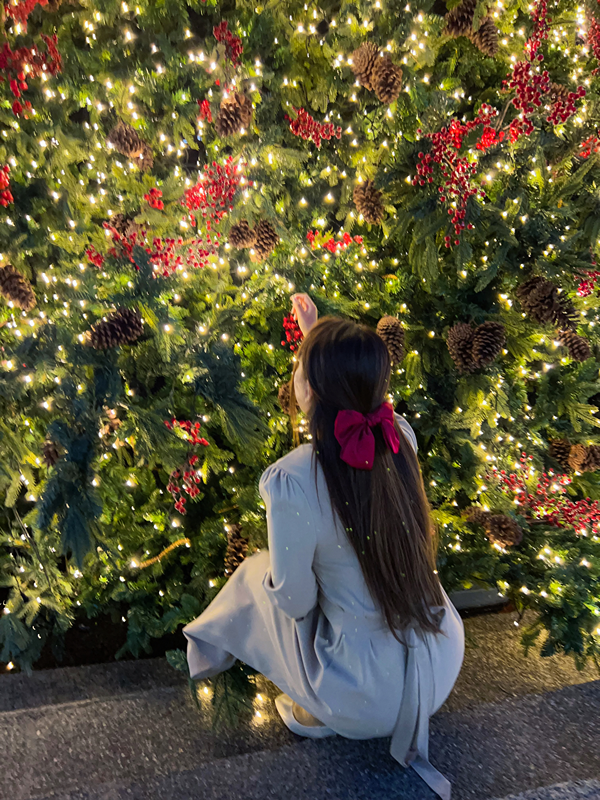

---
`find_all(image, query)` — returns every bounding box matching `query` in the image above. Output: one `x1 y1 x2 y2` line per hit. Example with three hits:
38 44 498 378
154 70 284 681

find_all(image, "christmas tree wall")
1 0 600 673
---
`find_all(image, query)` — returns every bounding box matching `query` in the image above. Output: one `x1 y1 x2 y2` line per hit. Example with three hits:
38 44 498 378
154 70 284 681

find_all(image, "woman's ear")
293 361 314 415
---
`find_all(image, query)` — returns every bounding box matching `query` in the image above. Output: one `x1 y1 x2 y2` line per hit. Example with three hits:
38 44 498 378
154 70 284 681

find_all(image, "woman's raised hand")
291 293 318 336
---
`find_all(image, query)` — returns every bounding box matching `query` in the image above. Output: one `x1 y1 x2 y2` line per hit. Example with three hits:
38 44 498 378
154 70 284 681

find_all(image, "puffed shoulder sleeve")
259 463 318 620
395 413 418 454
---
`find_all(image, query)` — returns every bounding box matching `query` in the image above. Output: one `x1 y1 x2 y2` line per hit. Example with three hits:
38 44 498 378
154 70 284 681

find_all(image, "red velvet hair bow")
333 401 400 470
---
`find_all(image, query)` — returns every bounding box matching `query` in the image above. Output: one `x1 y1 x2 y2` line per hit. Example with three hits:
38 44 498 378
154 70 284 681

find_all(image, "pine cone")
549 438 572 471
568 443 589 472
42 440 60 467
224 523 248 576
215 93 253 137
237 94 253 128
108 214 140 238
229 220 256 249
568 444 599 473
472 321 506 368
252 220 279 260
558 329 591 362
353 180 385 225
278 381 292 415
585 444 600 471
89 308 143 349
548 82 571 102
444 0 478 36
0 265 36 312
465 506 490 526
528 278 563 324
109 214 129 236
447 322 476 373
580 448 600 472
350 42 380 91
107 121 143 158
137 143 153 172
516 277 576 329
469 18 499 57
485 514 523 548
376 316 405 364
516 276 545 308
371 56 403 104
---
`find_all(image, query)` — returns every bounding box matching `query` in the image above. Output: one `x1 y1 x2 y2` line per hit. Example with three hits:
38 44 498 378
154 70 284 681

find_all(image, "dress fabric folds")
184 416 464 799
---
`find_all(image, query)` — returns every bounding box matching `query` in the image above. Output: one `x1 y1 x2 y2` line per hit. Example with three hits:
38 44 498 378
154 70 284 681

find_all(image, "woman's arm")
291 293 318 336
259 464 319 620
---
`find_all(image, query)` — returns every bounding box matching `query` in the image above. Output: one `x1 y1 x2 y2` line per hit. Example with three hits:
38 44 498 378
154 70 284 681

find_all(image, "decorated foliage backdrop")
1 0 600 673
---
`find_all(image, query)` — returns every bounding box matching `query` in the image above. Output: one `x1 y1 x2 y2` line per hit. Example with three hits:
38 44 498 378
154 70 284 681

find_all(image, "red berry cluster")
489 453 600 536
414 105 498 245
505 61 551 142
0 35 61 116
0 165 13 207
477 125 505 151
104 224 145 267
579 132 600 158
181 234 220 273
167 455 202 514
306 230 363 254
150 234 221 276
144 187 164 210
101 222 220 277
164 418 209 446
165 420 210 514
547 86 586 125
150 237 184 274
588 15 600 75
183 157 248 231
282 314 304 351
524 0 549 62
287 108 342 149
86 245 105 267
577 270 600 297
504 0 585 142
6 0 48 29
198 99 212 123
213 21 243 67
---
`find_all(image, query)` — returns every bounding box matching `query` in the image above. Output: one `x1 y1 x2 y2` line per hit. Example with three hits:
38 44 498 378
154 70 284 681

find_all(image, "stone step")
2 675 599 800
0 657 183 713
0 676 291 800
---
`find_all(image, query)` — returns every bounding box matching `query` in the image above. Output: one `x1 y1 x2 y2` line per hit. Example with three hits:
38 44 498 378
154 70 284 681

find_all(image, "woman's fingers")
291 293 309 313
290 293 318 335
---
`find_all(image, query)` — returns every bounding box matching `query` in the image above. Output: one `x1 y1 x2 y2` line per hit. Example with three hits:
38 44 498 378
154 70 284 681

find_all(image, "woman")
184 294 464 800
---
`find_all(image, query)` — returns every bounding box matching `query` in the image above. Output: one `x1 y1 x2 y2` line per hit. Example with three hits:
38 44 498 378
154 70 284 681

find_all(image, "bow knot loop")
333 402 400 470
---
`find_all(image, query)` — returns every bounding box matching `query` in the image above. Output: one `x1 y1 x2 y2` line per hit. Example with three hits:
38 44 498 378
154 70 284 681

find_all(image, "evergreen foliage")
1 0 600 676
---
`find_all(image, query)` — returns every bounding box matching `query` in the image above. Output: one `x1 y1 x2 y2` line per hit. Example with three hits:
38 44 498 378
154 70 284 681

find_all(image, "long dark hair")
291 317 445 637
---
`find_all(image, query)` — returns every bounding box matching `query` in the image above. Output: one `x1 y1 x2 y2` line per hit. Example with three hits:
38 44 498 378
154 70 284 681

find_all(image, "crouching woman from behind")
184 294 464 800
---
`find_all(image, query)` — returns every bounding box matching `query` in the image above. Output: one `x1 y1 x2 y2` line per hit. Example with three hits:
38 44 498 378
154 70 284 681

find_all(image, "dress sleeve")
395 413 418 454
259 463 319 620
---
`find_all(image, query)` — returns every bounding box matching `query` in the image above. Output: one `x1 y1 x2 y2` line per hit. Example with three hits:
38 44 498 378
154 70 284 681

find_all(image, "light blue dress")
184 417 465 799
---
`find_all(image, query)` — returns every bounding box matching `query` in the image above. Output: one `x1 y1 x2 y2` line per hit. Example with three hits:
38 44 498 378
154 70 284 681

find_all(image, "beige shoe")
275 694 336 738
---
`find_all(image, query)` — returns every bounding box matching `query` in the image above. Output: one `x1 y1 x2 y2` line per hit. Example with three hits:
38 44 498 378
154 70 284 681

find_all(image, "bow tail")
390 633 451 800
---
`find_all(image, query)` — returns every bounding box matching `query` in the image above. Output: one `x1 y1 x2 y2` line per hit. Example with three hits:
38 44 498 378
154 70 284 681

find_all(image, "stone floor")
1 610 598 800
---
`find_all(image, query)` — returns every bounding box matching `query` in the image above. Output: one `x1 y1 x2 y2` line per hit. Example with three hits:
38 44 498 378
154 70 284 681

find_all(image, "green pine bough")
0 0 599 679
